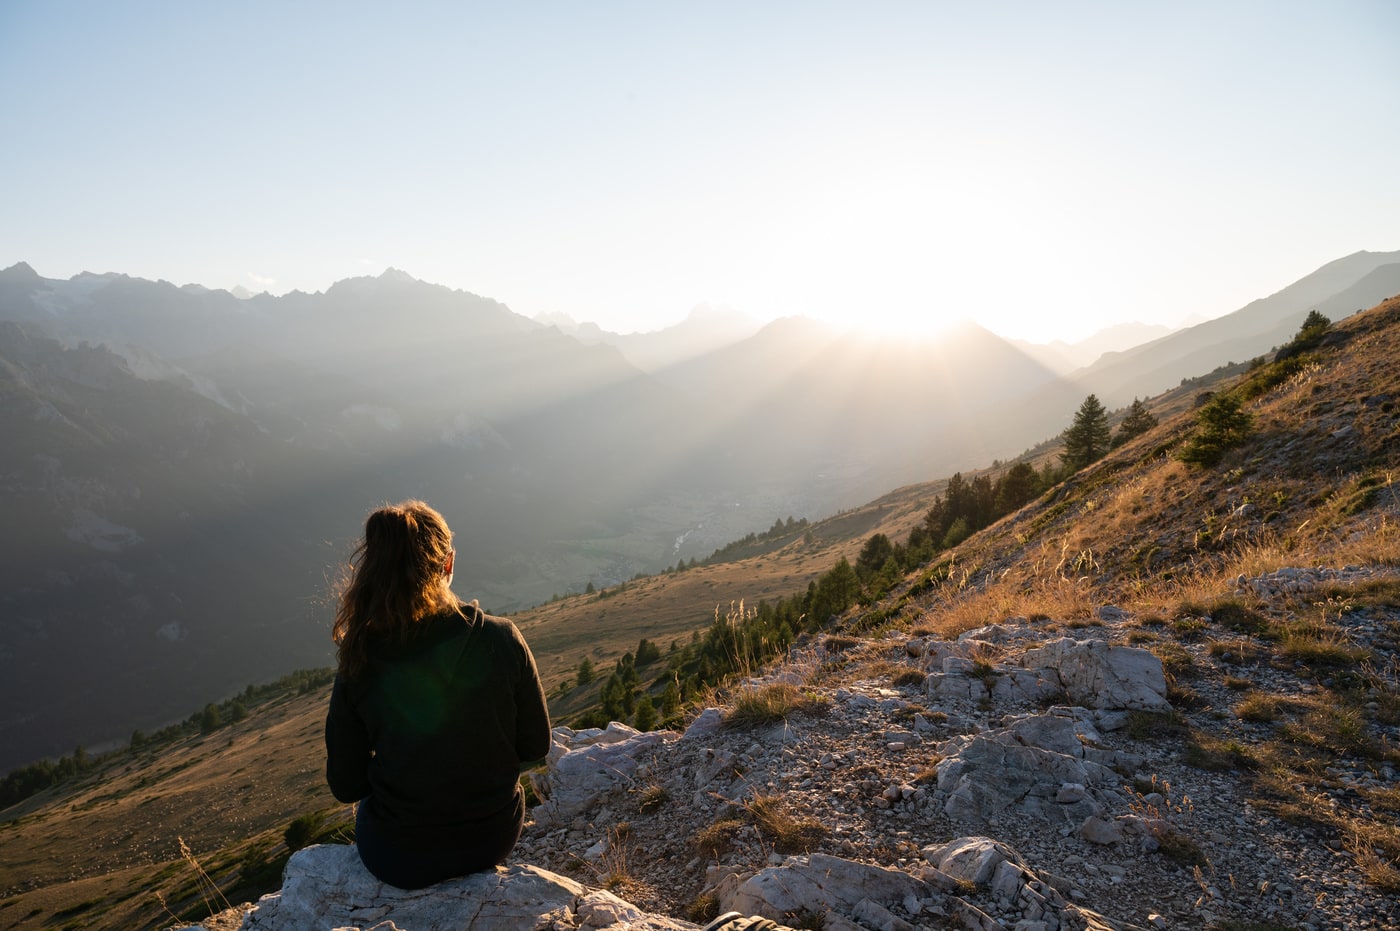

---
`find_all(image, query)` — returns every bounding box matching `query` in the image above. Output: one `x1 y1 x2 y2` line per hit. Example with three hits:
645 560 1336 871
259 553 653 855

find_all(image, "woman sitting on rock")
325 499 551 889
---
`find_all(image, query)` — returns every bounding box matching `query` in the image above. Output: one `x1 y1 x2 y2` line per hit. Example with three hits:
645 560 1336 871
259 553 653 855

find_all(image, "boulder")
237 844 695 930
919 837 1122 931
1017 638 1168 710
714 853 936 924
923 836 1018 885
934 712 1135 823
531 728 678 829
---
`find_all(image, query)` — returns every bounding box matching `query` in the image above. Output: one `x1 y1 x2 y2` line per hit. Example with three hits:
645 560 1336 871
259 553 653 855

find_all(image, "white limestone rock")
237 844 696 930
715 853 934 923
934 712 1134 823
1017 638 1169 710
531 728 678 829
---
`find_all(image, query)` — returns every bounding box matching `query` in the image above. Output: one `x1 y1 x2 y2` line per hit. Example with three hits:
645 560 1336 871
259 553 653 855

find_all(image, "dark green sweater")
324 602 551 840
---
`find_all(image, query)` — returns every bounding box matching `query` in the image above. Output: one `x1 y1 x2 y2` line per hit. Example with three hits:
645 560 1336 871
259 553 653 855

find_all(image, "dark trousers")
353 787 525 890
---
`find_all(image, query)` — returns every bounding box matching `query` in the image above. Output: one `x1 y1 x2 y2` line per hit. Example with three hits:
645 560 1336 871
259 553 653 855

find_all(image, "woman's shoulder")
436 600 519 642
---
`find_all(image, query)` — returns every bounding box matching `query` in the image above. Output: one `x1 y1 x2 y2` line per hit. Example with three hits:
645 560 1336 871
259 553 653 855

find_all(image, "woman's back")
326 602 551 830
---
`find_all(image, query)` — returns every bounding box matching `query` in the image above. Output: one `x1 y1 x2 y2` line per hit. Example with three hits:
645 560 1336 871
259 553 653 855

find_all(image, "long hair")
333 500 461 681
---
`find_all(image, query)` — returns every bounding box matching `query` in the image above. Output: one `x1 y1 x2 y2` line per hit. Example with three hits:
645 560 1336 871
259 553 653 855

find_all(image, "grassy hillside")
2 296 1397 929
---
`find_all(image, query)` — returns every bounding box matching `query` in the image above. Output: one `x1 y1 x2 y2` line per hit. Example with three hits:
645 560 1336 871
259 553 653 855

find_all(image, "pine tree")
1112 398 1158 448
660 679 682 719
1061 394 1112 471
1178 393 1254 467
635 638 662 666
993 462 1040 513
1276 310 1332 360
576 656 595 688
633 695 658 732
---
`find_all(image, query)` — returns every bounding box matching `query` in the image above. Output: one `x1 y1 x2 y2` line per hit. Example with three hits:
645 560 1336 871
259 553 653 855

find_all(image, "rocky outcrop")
935 709 1140 824
236 844 695 931
921 633 1168 712
1016 639 1168 711
701 842 1121 931
922 837 1119 931
530 721 681 830
713 853 933 930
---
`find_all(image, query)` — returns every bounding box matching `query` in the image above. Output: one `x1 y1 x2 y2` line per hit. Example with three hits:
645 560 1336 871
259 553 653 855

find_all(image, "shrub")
1209 600 1267 634
637 784 667 814
1234 693 1282 723
284 811 327 852
694 818 745 859
1178 393 1254 468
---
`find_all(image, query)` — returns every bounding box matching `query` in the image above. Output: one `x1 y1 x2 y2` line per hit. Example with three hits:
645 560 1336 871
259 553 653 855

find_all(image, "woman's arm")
511 626 553 763
324 675 372 802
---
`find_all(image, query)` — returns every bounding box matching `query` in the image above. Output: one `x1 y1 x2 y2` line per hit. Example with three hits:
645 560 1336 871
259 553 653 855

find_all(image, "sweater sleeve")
324 675 372 803
512 624 552 764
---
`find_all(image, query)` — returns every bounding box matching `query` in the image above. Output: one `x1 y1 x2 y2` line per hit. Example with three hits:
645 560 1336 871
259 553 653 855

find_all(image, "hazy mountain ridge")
1073 250 1400 404
538 303 762 371
1010 320 1177 374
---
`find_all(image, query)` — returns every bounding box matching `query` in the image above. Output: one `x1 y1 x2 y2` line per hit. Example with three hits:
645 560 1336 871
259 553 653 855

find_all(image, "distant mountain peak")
1 261 41 281
378 267 418 284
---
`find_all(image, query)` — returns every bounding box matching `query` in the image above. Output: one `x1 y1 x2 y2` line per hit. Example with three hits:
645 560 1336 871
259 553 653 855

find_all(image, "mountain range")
1 249 1396 772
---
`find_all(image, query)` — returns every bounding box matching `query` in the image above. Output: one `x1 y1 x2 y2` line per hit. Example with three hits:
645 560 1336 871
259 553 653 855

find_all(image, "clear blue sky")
2 1 1397 342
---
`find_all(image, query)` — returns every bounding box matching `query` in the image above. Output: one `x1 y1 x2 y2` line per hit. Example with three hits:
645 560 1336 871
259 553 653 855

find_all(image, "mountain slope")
0 322 335 772
1074 249 1400 404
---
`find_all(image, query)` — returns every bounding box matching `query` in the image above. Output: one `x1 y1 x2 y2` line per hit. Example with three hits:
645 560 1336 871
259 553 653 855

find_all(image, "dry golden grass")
0 690 342 929
723 682 829 729
743 794 828 854
693 818 745 860
1233 692 1284 723
918 572 1099 639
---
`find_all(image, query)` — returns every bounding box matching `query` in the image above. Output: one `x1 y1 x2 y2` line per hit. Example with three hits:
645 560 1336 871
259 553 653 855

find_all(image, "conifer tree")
1178 393 1254 467
660 679 682 719
1061 394 1112 471
633 695 658 732
635 638 662 666
1112 398 1158 448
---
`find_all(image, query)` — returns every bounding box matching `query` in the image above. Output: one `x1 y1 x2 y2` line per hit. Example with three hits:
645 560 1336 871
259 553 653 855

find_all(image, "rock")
1095 605 1130 623
237 845 695 930
1017 638 1169 710
1056 783 1087 803
1080 816 1124 845
923 836 1015 885
532 729 678 829
934 713 1129 823
852 897 918 931
682 708 725 741
715 853 932 922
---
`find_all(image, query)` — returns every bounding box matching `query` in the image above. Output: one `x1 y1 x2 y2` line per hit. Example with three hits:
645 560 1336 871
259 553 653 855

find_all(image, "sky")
2 2 1398 344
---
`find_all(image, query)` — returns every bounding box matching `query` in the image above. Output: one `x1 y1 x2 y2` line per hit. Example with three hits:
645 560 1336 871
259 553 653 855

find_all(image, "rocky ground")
222 562 1399 931
511 565 1400 931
